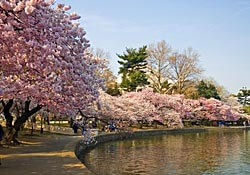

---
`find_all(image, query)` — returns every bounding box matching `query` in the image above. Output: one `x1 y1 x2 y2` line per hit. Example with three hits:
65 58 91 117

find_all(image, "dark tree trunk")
1 99 14 129
1 99 15 144
1 99 42 144
5 100 42 144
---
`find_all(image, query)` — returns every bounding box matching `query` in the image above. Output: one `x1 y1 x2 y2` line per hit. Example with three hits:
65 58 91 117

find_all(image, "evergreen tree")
237 87 250 106
118 46 149 91
196 80 221 100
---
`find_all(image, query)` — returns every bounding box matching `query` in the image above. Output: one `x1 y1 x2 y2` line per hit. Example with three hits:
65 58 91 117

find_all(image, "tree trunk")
1 99 14 129
5 127 17 144
5 101 42 144
1 100 15 144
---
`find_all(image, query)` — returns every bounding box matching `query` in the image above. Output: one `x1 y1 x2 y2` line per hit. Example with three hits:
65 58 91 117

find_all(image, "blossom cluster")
0 0 104 114
95 88 241 128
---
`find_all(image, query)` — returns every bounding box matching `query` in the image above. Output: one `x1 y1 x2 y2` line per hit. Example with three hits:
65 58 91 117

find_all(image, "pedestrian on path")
72 122 78 134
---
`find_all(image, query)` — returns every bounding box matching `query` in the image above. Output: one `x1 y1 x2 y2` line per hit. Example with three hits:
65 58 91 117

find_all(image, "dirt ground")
0 133 94 175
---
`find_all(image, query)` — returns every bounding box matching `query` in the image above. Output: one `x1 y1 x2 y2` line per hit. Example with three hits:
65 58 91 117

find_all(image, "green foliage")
243 106 250 115
237 87 250 106
118 46 149 91
196 80 221 100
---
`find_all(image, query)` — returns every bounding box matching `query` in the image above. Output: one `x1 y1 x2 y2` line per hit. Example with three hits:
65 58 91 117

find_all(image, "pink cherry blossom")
0 0 105 115
93 88 240 128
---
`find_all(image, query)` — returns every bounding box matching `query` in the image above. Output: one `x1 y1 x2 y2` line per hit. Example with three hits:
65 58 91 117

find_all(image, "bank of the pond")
75 126 250 170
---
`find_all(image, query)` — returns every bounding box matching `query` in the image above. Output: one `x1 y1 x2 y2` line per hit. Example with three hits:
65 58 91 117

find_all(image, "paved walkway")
0 134 94 175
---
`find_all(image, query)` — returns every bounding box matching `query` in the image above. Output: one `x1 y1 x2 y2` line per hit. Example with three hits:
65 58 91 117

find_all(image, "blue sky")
58 0 250 93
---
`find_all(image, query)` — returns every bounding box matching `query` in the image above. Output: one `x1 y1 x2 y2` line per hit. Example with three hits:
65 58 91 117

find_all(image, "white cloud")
80 14 149 33
80 14 198 37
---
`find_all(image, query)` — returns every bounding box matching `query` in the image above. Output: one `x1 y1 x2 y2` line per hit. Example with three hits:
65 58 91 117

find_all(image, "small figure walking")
72 122 78 134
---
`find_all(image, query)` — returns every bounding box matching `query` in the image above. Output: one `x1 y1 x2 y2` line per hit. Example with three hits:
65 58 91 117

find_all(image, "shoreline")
1 126 249 175
75 126 250 172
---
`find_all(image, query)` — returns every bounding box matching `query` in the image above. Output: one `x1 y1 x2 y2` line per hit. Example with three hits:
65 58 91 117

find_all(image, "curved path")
0 134 93 175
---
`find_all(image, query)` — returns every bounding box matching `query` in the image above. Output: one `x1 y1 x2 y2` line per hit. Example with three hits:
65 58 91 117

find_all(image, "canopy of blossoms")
94 88 241 128
0 0 104 115
183 98 240 122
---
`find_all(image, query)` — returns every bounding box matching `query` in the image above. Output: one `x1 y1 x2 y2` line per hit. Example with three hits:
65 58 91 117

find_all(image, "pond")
83 129 250 175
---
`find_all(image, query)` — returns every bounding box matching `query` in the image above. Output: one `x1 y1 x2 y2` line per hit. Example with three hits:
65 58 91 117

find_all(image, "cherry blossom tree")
95 88 240 129
95 89 184 128
0 0 104 143
181 97 241 122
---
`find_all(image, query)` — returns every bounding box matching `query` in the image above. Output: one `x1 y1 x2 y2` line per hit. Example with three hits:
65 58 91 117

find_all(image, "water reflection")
83 130 250 175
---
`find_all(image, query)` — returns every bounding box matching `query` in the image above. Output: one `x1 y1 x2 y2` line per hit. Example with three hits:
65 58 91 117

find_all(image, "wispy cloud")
79 14 197 36
80 14 149 33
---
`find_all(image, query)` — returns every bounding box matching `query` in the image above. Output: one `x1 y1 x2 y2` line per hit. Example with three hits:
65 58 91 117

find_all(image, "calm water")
83 129 250 175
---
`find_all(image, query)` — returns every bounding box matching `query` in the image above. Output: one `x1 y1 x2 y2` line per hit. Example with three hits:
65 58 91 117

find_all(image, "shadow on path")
0 135 94 175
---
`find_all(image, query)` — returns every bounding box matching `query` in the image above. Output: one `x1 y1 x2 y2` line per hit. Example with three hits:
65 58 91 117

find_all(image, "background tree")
167 48 203 94
237 87 250 106
0 1 104 143
202 77 229 100
118 46 149 92
196 80 221 100
183 84 199 99
146 40 172 94
95 88 240 129
88 48 120 96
